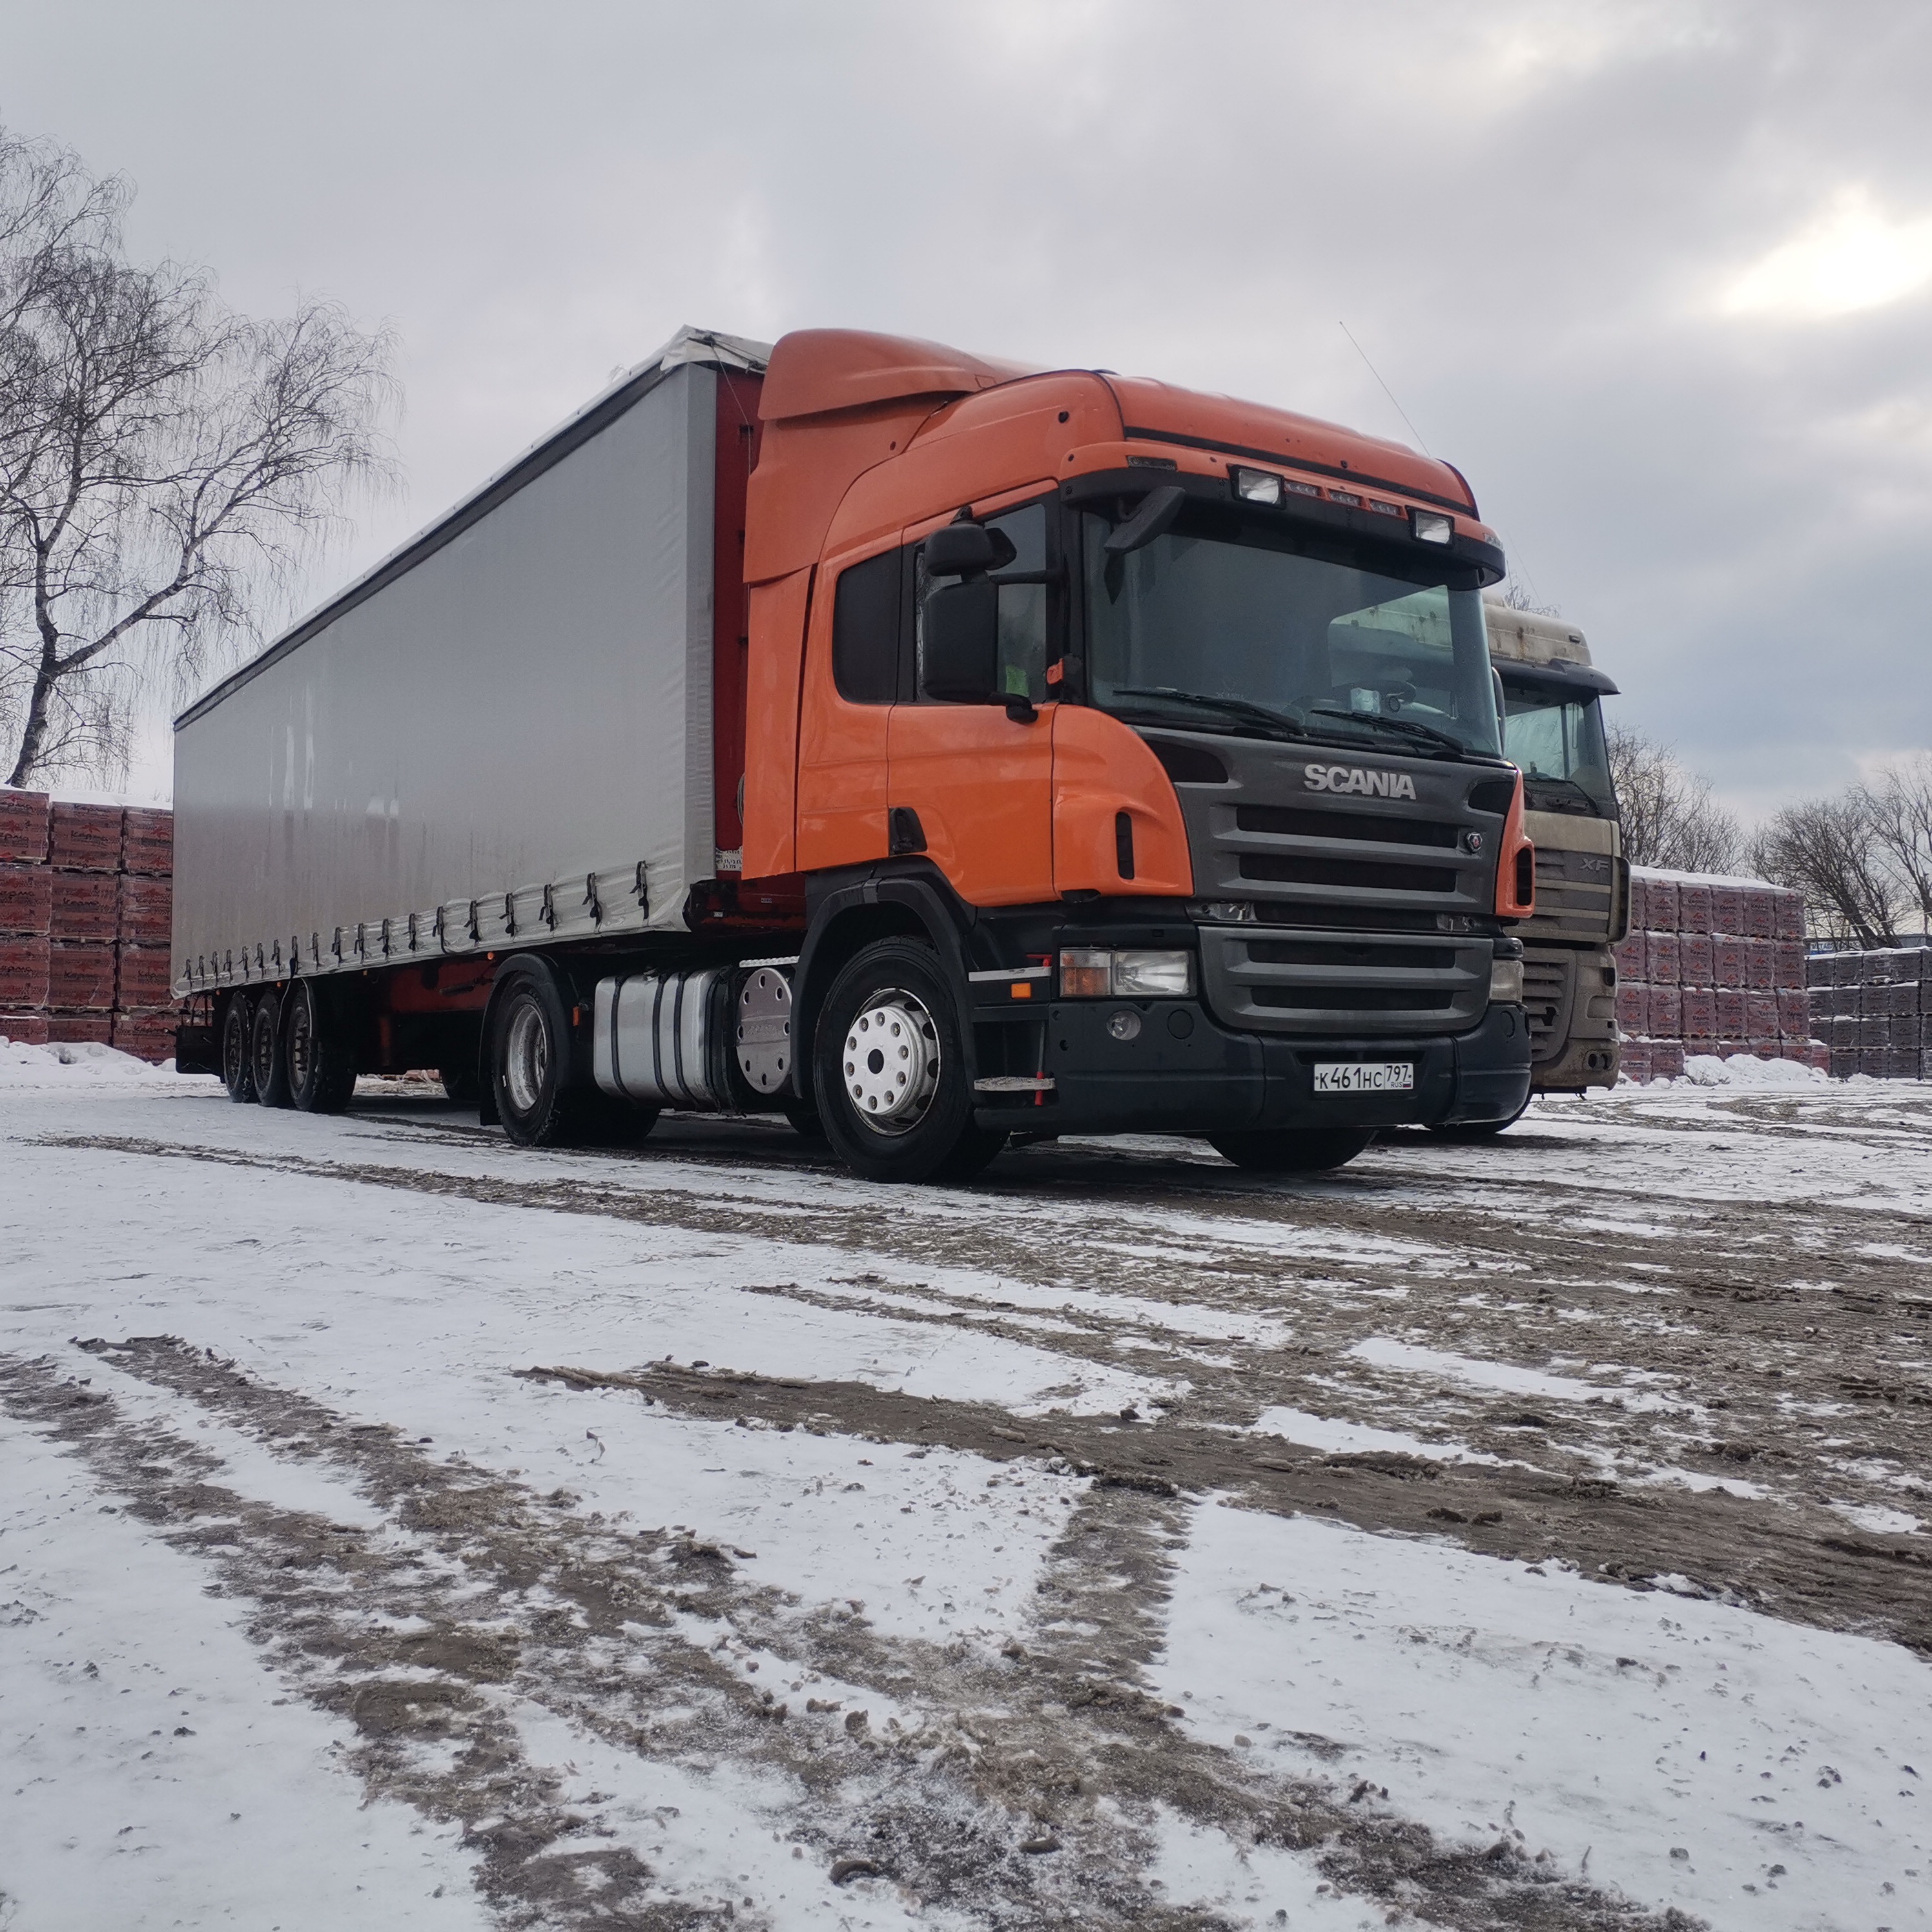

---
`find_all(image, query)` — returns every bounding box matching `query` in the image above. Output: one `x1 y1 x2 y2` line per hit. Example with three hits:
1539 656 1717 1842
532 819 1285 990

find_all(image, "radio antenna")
1339 320 1433 457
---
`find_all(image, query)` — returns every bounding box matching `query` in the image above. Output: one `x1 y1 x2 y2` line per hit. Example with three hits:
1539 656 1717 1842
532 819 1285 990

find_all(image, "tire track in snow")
1 1341 1695 1932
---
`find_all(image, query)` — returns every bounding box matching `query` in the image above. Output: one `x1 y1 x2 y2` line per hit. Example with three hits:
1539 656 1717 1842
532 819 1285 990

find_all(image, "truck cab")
730 333 1537 1178
1481 599 1625 1100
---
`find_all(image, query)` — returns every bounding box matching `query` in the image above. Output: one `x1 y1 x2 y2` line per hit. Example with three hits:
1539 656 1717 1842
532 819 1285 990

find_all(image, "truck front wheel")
812 938 1005 1184
1208 1127 1375 1175
220 995 257 1104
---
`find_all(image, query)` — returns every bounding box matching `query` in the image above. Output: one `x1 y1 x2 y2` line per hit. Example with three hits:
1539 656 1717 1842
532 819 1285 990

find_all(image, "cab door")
886 495 1058 906
795 542 899 872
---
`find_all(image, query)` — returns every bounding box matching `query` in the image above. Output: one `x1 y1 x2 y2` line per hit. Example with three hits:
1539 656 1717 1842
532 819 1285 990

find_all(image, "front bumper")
972 998 1530 1137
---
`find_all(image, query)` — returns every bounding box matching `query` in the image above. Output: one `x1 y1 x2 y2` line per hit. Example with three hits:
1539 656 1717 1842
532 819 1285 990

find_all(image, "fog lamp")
1413 509 1453 545
1488 955 1525 1004
1232 466 1284 506
1198 899 1256 923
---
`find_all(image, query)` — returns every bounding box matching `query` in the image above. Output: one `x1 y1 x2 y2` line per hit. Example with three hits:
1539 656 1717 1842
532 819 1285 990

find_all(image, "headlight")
1488 956 1524 1003
1412 509 1454 545
1058 949 1197 998
1232 466 1284 506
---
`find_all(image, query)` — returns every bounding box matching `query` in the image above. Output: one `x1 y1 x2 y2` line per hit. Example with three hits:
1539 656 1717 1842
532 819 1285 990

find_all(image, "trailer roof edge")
174 326 772 732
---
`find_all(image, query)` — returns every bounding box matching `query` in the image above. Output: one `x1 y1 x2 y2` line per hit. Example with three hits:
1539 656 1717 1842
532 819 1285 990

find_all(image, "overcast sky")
8 0 1930 818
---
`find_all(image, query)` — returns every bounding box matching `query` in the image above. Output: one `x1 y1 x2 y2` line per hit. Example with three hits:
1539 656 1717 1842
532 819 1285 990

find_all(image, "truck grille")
1201 924 1492 1036
1149 728 1513 1038
1521 848 1616 944
1522 949 1575 1064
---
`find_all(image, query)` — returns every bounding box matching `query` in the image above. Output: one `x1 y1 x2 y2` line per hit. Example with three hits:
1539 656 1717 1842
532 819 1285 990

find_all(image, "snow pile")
0 1037 198 1087
1679 1052 1828 1089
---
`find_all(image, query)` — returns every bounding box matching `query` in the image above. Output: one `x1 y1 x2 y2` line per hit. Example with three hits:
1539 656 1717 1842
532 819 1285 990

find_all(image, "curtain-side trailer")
174 325 1537 1182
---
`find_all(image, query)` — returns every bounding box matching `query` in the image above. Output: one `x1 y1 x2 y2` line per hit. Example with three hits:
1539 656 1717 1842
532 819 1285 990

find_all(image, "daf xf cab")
1481 600 1625 1111
172 327 1536 1182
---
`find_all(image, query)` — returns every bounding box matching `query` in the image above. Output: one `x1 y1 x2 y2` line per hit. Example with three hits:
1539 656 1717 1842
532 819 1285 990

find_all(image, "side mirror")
921 579 999 702
923 522 1016 578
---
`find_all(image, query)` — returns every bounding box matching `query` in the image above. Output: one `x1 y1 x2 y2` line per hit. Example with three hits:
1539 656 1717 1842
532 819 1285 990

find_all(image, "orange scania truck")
171 326 1534 1182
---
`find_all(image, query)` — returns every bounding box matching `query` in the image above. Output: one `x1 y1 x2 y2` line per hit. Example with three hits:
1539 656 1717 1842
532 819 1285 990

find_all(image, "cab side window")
831 548 901 704
912 500 1051 704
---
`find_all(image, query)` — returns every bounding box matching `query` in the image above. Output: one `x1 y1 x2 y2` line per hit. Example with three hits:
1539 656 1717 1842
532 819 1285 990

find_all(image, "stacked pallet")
1611 867 1824 1082
0 791 176 1060
1806 949 1932 1080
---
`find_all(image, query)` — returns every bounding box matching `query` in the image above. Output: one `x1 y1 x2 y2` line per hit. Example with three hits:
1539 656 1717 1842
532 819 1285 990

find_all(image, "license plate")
1313 1061 1414 1094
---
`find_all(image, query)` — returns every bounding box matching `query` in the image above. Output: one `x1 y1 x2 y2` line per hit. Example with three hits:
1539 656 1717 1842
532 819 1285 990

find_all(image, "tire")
1207 1126 1376 1174
1427 1094 1532 1142
438 1061 480 1107
251 990 292 1107
811 938 1007 1184
287 979 357 1115
220 995 257 1104
779 1096 824 1139
486 961 646 1147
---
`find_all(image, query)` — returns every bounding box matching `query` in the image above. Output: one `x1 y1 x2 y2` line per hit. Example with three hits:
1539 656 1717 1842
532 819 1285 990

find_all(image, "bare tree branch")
1603 721 1743 873
1749 795 1902 949
0 125 397 788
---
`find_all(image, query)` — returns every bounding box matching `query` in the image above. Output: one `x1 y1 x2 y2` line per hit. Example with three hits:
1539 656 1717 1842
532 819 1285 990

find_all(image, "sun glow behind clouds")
1723 187 1932 320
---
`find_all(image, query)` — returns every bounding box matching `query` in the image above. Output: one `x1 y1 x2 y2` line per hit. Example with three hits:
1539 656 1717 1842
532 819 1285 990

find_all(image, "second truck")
170 326 1537 1182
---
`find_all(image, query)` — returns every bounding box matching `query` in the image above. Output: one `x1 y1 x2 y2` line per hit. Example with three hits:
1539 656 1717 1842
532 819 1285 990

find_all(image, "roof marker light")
1413 509 1454 544
1232 466 1284 506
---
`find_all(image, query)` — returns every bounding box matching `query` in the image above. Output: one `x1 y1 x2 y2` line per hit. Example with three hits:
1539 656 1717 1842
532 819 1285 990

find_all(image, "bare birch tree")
1862 754 1932 937
0 127 396 788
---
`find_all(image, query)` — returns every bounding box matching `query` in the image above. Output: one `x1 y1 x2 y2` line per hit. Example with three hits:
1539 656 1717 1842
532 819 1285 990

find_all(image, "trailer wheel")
287 980 357 1114
251 990 292 1107
812 938 1005 1184
1206 1126 1375 1174
220 994 258 1104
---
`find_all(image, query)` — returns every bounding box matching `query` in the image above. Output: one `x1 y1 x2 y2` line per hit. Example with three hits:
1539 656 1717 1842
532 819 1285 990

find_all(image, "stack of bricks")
0 791 176 1060
1610 867 1824 1082
1806 949 1932 1080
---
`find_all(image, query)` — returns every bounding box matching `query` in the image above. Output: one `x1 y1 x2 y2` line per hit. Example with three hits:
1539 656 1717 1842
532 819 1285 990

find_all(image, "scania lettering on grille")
1304 763 1417 801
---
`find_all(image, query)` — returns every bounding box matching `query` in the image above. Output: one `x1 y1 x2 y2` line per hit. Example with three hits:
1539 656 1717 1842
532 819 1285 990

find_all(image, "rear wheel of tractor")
287 980 357 1114
251 990 291 1107
486 964 642 1147
220 995 257 1104
1207 1126 1376 1174
812 938 1006 1184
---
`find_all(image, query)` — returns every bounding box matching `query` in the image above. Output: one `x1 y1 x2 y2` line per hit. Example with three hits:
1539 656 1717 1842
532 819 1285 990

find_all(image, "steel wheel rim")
841 988 938 1136
504 999 549 1116
288 993 314 1093
223 1005 249 1089
252 1002 278 1092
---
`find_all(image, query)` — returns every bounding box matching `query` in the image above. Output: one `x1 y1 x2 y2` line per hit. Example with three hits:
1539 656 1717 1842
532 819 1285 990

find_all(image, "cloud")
1723 187 1932 319
6 0 1932 823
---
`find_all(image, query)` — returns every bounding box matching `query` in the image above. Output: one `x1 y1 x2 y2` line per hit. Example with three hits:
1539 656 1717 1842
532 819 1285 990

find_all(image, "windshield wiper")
1523 773 1610 814
1109 687 1308 741
1306 704 1470 759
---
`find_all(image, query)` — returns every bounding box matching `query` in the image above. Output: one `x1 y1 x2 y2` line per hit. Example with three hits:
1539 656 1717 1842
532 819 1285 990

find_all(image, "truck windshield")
1501 681 1617 817
1082 508 1503 759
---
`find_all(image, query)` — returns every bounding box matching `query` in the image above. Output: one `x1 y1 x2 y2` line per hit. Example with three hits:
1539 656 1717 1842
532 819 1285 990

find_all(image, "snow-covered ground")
2 1045 1928 1930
